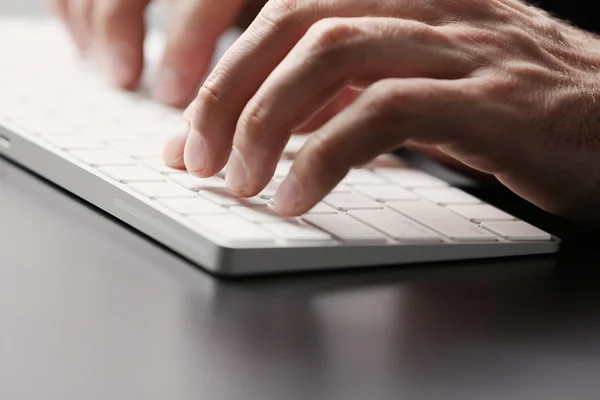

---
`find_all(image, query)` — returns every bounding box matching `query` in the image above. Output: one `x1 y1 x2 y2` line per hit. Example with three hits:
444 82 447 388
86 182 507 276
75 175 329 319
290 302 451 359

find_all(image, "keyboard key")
69 150 135 166
199 189 267 207
353 184 420 202
263 221 333 242
305 203 338 214
159 198 227 215
189 214 274 246
283 135 308 155
169 174 227 191
42 134 105 150
139 158 187 175
481 221 552 241
303 214 388 244
374 168 449 188
386 201 497 242
269 199 338 214
342 169 387 185
99 166 165 183
128 182 196 199
231 206 289 223
323 192 383 211
447 204 515 223
414 188 481 205
257 181 281 199
109 140 164 158
331 182 353 193
349 209 442 243
274 160 294 178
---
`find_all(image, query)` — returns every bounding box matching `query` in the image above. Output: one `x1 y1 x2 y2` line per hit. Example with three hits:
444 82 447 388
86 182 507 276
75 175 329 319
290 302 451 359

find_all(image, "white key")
189 214 274 246
42 134 105 150
274 160 294 178
414 187 481 205
98 166 165 183
69 150 135 166
303 214 388 244
387 201 497 242
159 198 227 215
349 209 442 243
128 182 196 199
481 221 552 241
231 206 289 223
342 169 387 185
331 183 353 193
169 174 227 191
305 202 338 214
258 181 281 199
447 204 515 223
199 189 267 207
269 199 338 214
110 140 163 158
263 221 333 242
216 165 228 177
323 192 383 211
139 158 187 175
283 135 308 155
375 168 449 188
353 184 420 202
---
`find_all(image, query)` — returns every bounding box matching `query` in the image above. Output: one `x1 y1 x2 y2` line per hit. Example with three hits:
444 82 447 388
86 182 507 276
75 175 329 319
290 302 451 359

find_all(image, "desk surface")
3 2 600 399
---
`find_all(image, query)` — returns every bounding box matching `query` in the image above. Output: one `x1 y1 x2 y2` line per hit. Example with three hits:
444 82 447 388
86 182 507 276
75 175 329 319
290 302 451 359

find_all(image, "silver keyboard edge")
0 125 560 276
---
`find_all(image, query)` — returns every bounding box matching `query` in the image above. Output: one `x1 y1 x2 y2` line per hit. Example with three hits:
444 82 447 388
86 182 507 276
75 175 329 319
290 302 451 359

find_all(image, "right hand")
50 0 266 108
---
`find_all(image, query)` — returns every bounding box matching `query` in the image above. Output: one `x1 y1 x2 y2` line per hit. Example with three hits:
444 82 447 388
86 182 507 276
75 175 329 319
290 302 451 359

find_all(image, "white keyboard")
0 19 559 275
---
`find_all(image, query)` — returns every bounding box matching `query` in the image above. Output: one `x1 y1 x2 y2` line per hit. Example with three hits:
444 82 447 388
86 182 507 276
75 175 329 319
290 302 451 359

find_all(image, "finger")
274 78 477 216
226 18 474 196
293 86 362 134
187 0 447 178
93 0 151 89
50 0 83 50
163 102 196 170
153 0 246 108
69 0 94 52
50 0 69 21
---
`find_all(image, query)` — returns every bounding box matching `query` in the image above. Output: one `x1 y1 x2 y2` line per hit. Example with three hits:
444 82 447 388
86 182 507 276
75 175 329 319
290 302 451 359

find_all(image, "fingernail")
225 149 248 192
275 173 302 215
162 121 190 166
104 45 134 87
153 66 188 106
185 127 207 173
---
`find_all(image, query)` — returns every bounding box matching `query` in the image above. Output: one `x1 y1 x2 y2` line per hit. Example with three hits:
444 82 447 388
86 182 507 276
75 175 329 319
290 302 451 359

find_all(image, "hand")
165 0 600 225
50 0 265 107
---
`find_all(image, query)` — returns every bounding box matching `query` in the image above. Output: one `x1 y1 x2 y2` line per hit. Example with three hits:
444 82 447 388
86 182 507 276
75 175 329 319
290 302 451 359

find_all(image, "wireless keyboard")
0 19 559 275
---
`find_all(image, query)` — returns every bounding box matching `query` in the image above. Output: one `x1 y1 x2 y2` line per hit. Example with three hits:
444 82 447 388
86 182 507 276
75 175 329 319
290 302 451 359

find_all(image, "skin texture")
55 0 600 226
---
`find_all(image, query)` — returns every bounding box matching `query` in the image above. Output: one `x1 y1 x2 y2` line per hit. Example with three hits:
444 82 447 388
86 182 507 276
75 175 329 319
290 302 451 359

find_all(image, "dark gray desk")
3 2 600 399
3 151 600 400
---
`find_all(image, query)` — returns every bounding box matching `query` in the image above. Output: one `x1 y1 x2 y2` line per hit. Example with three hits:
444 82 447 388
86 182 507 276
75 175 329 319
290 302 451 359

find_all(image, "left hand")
164 0 600 225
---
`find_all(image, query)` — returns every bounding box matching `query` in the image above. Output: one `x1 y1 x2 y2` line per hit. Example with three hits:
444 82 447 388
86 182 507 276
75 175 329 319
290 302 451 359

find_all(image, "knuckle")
305 133 348 179
259 0 302 28
307 18 364 51
363 80 412 119
237 100 270 146
192 85 221 130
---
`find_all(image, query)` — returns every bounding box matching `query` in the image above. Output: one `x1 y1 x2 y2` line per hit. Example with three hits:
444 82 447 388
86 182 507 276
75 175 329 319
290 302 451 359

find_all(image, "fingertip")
274 172 306 216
